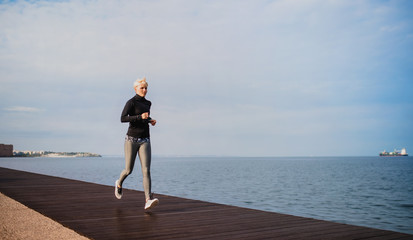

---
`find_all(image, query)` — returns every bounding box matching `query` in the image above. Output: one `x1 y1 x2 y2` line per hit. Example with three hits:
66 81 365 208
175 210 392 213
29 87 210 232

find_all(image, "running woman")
115 77 159 210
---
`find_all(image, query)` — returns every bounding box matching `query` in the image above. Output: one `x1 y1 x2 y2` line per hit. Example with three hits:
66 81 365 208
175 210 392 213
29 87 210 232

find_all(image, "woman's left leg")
138 141 152 200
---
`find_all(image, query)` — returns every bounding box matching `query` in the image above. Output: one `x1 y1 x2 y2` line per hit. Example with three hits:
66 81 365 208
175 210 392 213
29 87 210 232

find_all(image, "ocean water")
0 156 412 234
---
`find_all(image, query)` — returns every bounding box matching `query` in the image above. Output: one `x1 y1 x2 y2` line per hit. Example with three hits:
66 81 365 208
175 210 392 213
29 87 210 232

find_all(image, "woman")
115 77 159 210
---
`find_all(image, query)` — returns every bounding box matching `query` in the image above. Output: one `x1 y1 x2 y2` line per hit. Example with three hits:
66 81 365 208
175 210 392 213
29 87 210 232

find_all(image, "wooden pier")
0 167 412 239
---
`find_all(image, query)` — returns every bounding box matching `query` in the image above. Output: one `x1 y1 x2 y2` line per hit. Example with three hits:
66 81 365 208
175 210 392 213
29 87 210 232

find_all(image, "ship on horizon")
380 148 408 157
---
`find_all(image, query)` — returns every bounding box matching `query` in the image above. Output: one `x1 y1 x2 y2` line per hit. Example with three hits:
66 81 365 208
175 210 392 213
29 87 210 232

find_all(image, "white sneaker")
144 197 159 210
115 180 122 199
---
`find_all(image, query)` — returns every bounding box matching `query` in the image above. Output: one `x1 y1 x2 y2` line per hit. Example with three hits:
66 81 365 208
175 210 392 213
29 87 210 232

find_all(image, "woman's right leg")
118 140 139 186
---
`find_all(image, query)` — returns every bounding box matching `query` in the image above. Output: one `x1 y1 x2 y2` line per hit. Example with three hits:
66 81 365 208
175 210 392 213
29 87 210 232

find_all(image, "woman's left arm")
149 119 157 126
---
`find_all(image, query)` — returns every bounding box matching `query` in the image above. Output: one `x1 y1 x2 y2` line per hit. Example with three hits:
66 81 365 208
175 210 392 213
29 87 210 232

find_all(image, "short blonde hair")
133 77 148 89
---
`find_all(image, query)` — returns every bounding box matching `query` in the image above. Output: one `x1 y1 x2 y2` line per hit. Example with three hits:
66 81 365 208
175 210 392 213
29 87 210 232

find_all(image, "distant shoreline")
12 151 101 158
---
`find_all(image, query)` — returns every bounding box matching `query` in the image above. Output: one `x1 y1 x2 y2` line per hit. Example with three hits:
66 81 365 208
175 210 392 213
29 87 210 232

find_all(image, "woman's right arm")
120 100 142 123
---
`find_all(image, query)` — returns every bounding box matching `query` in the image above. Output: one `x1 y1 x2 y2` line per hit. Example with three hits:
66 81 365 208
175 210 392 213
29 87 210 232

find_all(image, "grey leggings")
118 139 152 200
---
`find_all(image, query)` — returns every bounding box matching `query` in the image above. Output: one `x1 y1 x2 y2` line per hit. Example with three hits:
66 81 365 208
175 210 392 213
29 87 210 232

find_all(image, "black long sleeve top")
121 94 152 138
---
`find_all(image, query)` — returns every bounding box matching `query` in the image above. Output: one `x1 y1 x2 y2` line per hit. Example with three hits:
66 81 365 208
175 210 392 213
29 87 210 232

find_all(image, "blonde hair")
133 77 148 89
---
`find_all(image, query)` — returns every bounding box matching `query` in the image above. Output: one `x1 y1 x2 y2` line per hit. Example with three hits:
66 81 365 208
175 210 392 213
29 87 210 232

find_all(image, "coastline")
0 193 89 240
12 151 102 158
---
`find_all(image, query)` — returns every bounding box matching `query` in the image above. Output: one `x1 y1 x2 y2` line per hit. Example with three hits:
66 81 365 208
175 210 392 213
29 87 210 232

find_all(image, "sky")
0 0 412 157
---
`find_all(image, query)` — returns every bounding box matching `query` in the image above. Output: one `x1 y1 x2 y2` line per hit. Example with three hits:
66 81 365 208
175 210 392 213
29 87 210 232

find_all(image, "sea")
0 156 412 234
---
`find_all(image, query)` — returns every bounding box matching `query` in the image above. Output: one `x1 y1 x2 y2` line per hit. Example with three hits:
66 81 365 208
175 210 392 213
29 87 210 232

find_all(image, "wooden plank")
0 167 411 240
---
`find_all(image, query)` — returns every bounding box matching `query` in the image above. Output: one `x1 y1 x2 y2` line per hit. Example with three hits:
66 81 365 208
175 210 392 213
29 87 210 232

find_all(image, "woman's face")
135 84 148 97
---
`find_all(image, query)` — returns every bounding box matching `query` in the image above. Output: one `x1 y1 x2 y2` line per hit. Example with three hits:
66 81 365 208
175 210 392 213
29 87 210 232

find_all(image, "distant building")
0 144 13 157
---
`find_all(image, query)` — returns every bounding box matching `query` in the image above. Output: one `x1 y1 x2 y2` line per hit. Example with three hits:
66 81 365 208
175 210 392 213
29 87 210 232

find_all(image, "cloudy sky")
1 0 412 156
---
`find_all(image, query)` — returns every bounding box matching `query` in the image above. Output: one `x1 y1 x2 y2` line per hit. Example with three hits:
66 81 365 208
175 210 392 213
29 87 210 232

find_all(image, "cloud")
0 0 412 156
4 106 43 113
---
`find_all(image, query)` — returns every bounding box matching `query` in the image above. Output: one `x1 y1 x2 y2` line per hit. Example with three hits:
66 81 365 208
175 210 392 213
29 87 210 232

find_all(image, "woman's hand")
149 119 157 126
141 112 149 119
